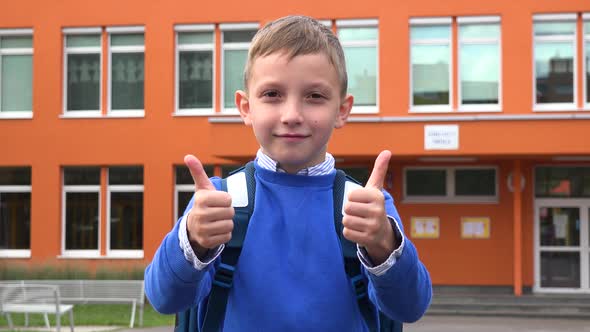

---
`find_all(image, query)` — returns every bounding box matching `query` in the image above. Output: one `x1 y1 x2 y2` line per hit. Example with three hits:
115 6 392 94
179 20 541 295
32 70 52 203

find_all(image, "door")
534 199 590 293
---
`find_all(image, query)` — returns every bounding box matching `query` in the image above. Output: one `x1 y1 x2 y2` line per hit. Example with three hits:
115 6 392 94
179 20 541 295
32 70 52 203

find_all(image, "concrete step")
428 286 590 318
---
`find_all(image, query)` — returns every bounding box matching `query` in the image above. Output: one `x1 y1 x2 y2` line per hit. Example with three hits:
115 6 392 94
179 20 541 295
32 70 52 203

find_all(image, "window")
62 166 144 258
175 25 215 115
337 19 379 113
63 28 102 115
62 167 101 257
63 26 144 117
535 166 590 198
338 166 370 186
0 30 33 118
404 166 497 202
410 16 501 112
108 27 145 116
410 18 452 111
174 164 214 223
221 24 257 113
108 166 143 257
458 17 501 110
0 167 31 258
533 14 578 110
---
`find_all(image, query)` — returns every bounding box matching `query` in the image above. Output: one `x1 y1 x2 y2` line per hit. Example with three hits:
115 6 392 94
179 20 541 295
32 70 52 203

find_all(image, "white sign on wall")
424 125 459 150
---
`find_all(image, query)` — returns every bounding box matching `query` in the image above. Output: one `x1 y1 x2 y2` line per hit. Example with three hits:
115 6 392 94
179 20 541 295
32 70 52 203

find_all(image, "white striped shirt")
256 149 334 176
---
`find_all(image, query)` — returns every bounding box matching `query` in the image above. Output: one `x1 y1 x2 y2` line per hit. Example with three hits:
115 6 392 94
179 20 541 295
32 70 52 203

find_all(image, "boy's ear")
334 94 353 129
235 90 252 126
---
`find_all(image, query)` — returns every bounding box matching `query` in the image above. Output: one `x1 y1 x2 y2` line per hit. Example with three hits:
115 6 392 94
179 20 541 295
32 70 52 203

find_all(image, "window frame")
61 182 101 258
62 27 103 117
583 13 590 110
336 19 379 114
220 22 258 114
106 169 144 258
174 24 216 116
0 29 34 119
409 17 453 113
457 16 502 112
403 165 498 203
0 184 32 258
532 14 578 112
106 26 145 117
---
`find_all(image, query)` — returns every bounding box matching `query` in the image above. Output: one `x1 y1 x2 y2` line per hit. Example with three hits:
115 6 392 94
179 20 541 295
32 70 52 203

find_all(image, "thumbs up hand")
184 154 234 259
342 150 397 265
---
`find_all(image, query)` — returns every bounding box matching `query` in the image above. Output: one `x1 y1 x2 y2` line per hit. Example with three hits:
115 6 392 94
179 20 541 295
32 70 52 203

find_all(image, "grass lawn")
0 302 174 328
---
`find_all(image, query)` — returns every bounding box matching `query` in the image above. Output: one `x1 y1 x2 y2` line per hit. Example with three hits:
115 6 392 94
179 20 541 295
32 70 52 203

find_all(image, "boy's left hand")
342 150 397 266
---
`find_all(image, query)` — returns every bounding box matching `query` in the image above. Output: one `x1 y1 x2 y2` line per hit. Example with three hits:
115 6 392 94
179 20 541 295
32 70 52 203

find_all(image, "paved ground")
405 315 590 332
4 315 590 332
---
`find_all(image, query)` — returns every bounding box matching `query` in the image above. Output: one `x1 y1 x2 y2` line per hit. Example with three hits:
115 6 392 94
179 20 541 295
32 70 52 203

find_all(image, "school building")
1 0 589 295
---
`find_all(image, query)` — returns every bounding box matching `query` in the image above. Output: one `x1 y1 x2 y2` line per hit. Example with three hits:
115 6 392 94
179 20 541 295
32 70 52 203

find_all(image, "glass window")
459 23 500 106
63 167 100 252
110 33 144 112
65 34 101 112
405 166 497 201
222 29 256 110
0 167 31 185
540 251 580 288
108 166 143 252
175 164 213 222
177 30 214 111
0 167 31 253
0 34 33 113
110 192 143 250
64 167 100 185
221 164 243 178
539 207 579 246
534 20 576 105
455 169 496 196
406 169 446 196
65 192 99 250
108 166 143 185
411 25 451 107
338 166 370 186
535 167 590 198
338 24 378 109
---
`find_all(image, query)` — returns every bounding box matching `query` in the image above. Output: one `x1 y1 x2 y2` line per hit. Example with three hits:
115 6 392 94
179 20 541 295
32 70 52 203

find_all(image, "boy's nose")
280 101 303 125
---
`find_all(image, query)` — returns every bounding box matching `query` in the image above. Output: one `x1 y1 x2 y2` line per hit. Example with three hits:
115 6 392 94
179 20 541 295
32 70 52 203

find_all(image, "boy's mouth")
274 133 310 141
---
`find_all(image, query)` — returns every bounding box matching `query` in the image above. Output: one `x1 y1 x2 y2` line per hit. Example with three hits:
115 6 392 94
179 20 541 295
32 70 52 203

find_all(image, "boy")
145 15 431 331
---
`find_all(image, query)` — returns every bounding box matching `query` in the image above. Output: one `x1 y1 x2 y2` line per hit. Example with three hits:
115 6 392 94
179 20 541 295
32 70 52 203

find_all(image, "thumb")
184 154 215 191
365 150 392 189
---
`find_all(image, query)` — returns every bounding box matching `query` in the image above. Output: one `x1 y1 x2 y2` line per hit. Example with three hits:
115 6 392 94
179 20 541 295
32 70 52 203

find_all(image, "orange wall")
1 0 589 286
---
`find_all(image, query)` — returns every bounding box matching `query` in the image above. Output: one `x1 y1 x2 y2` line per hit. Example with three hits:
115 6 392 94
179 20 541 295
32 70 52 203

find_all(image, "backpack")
175 162 403 332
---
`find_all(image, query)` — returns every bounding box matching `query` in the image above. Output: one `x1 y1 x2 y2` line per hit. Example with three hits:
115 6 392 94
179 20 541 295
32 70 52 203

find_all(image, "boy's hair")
243 15 348 97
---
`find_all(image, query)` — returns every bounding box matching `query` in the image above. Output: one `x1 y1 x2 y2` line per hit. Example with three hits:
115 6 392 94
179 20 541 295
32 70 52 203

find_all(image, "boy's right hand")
184 154 234 259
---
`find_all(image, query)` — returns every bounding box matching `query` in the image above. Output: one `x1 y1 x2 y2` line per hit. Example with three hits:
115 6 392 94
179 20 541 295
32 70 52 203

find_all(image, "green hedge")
0 264 145 280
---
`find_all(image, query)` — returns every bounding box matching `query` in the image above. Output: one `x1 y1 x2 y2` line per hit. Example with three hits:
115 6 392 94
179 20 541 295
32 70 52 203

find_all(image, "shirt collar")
255 149 335 176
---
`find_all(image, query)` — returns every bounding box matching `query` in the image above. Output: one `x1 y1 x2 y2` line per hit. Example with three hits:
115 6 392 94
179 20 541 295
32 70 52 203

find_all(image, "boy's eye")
307 92 327 102
262 90 280 98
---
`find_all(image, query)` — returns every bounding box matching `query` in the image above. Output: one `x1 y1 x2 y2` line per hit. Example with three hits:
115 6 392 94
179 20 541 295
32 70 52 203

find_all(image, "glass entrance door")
534 200 590 292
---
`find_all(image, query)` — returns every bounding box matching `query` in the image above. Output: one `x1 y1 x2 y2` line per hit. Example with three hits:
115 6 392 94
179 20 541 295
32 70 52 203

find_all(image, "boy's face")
236 52 353 173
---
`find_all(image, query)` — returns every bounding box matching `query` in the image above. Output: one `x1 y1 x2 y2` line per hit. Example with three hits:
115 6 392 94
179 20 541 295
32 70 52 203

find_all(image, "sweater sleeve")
364 191 432 323
144 179 223 314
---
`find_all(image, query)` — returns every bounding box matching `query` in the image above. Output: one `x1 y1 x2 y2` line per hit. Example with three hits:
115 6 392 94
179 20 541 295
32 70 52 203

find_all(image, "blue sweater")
145 164 432 331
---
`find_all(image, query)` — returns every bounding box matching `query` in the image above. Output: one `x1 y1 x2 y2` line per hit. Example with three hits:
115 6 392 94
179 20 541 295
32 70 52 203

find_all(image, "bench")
0 280 145 328
0 284 75 332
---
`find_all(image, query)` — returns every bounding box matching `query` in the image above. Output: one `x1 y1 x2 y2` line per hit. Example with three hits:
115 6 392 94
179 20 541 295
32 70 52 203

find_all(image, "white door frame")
534 198 590 293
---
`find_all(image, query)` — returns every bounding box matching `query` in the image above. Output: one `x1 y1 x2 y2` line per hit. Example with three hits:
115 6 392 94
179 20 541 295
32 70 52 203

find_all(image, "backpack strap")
201 161 256 332
333 170 403 332
333 170 378 331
